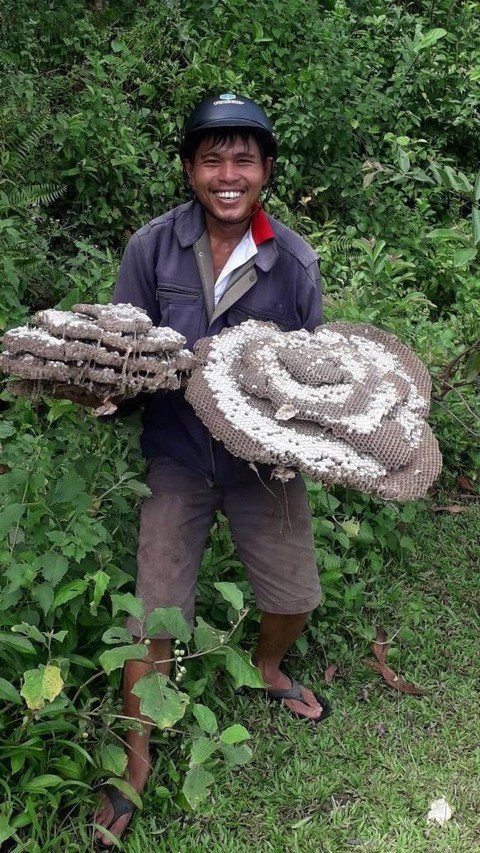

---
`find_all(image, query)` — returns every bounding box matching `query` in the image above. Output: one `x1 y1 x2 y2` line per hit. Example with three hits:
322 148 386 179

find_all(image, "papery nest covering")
0 303 196 407
185 319 442 501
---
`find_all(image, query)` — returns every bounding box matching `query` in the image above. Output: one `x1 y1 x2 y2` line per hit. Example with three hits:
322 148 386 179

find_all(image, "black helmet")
180 93 277 161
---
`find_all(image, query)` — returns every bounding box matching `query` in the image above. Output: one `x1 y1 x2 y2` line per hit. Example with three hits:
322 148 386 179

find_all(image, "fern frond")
0 183 65 212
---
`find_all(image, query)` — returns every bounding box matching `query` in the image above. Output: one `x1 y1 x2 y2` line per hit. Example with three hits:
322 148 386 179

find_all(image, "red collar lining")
251 203 275 246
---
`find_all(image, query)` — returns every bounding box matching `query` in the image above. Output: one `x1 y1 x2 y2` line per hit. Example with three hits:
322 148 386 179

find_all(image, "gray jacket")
113 200 322 484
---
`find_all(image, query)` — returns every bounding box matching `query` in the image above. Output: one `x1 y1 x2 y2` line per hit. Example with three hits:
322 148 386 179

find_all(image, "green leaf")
0 504 25 541
0 422 15 439
0 815 14 844
21 664 64 710
105 777 142 810
111 592 144 622
131 671 189 728
145 606 192 642
340 520 360 538
0 676 22 704
472 207 480 245
101 626 133 645
417 28 447 51
121 478 152 497
182 766 214 810
189 737 217 767
52 579 88 608
220 724 250 745
397 149 410 174
90 570 110 612
0 631 35 655
224 647 265 689
99 644 148 674
474 171 480 203
50 471 87 504
453 247 477 267
11 622 45 643
35 553 69 587
192 703 218 734
194 616 227 651
213 582 244 611
32 582 54 615
21 774 63 792
97 743 127 776
219 742 253 768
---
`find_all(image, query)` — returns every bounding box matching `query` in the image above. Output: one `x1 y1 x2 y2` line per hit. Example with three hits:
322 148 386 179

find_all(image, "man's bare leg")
254 611 323 720
94 638 171 846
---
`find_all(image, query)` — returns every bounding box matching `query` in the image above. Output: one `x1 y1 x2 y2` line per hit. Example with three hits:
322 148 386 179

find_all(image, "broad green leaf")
32 582 54 615
99 644 148 674
101 626 133 645
98 743 127 776
189 737 217 767
50 471 87 504
0 676 22 704
121 478 152 497
33 553 69 588
213 582 244 611
194 616 227 651
52 579 88 608
453 248 477 268
21 774 63 792
0 504 25 541
131 671 188 728
220 724 250 745
224 647 265 689
145 606 192 642
21 664 64 710
11 622 45 643
0 632 35 655
417 28 447 51
341 520 361 538
192 703 218 734
182 766 214 810
0 422 15 439
111 592 144 621
105 777 142 810
219 742 253 768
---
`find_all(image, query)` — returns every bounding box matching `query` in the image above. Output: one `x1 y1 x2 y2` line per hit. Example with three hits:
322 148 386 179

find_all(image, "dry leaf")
373 626 388 663
363 658 425 695
324 664 338 684
457 475 476 493
426 797 452 825
431 504 467 514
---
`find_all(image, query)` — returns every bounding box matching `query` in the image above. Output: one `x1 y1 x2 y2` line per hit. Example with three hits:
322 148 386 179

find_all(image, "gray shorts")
126 455 321 639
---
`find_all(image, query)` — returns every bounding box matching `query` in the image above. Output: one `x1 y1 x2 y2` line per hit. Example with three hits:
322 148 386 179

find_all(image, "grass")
109 500 480 853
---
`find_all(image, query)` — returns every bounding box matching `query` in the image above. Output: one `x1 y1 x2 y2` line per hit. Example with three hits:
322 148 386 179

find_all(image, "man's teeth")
214 191 243 199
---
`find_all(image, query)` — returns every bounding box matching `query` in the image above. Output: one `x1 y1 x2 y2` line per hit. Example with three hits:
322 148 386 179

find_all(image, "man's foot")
259 666 327 721
94 763 150 847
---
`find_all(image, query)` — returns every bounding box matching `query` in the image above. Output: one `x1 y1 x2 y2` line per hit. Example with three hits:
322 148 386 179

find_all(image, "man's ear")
263 156 273 186
183 159 194 185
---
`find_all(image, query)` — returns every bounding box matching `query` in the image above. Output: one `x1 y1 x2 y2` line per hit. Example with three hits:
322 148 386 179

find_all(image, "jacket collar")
174 200 278 272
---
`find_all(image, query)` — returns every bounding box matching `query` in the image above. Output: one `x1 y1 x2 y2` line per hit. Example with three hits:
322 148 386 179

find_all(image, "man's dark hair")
180 127 272 164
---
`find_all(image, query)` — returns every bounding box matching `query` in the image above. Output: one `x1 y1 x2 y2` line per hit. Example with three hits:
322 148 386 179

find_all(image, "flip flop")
95 783 136 849
267 676 332 724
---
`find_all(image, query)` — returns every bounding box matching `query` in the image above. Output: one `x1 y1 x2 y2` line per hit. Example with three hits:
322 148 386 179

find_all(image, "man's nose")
217 160 238 182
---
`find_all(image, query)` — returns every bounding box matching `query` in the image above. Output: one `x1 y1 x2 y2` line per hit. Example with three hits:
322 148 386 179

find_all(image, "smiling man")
95 94 328 847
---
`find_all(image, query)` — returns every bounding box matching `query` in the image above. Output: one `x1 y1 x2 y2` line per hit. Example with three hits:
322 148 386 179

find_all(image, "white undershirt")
214 226 258 307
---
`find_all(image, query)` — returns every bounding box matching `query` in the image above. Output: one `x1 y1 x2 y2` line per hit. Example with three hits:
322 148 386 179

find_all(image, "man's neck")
204 209 251 245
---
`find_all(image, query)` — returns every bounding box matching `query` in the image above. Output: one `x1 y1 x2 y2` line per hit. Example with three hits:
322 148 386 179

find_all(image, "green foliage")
0 0 479 845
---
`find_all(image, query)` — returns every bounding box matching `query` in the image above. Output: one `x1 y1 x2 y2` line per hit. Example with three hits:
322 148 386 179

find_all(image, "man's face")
184 134 272 226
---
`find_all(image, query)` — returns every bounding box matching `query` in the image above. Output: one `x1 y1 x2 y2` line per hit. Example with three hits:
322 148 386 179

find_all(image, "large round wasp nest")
185 320 442 501
0 303 196 407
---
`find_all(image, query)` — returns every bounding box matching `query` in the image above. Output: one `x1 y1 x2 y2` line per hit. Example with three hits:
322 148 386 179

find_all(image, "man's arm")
112 232 160 325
